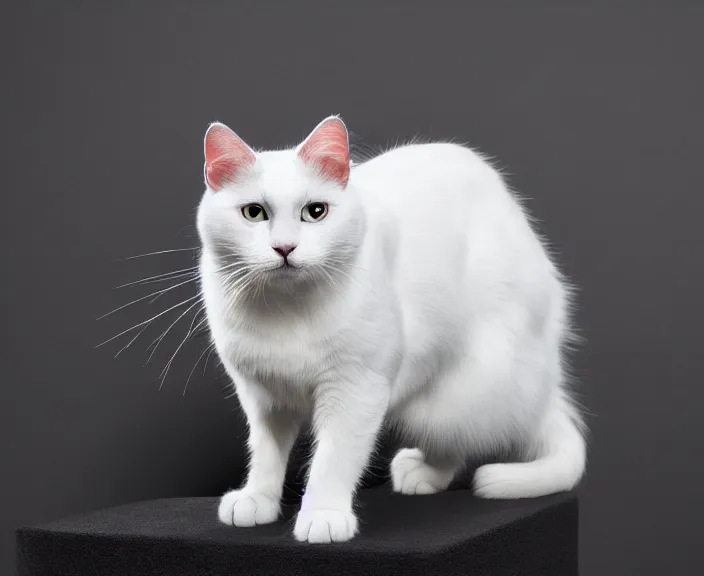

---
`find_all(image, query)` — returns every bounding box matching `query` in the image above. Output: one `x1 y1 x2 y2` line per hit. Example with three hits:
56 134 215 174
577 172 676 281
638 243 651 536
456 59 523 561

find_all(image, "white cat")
196 116 586 544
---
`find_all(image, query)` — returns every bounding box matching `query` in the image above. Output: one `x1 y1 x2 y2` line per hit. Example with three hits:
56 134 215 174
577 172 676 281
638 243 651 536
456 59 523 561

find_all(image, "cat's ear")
203 123 256 191
297 116 350 187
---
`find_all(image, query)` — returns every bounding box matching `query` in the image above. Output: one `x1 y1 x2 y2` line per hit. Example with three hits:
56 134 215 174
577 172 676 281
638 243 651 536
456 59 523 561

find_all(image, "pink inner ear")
204 124 255 190
298 118 350 186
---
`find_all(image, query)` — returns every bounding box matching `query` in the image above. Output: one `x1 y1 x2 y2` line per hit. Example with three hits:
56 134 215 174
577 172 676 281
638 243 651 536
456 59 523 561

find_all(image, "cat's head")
196 116 365 293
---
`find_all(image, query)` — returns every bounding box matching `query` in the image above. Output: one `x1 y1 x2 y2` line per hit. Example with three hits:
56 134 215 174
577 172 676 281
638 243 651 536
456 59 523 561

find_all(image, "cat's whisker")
196 320 209 335
183 342 215 396
95 294 201 348
259 275 270 308
223 269 259 307
115 267 198 289
326 257 365 271
233 282 256 307
222 275 246 301
228 281 253 308
218 266 256 295
97 276 198 320
221 268 255 288
318 266 338 291
121 247 200 260
212 259 259 275
146 298 203 362
114 321 152 358
159 303 206 390
191 314 209 336
324 264 368 293
203 346 216 375
131 271 198 289
312 271 327 299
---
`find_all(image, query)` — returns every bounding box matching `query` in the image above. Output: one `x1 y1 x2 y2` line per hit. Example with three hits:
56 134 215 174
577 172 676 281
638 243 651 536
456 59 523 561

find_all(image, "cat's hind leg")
390 448 459 495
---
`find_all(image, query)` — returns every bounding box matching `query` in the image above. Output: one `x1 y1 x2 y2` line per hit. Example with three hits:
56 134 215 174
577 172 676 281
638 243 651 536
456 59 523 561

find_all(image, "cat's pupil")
310 204 324 218
249 206 261 218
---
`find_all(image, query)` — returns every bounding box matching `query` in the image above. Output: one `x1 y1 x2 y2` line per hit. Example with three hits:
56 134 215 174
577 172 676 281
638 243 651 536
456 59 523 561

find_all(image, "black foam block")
17 487 578 576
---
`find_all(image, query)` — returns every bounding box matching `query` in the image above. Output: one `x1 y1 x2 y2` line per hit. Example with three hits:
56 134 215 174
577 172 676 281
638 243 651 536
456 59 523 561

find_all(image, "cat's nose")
272 244 297 259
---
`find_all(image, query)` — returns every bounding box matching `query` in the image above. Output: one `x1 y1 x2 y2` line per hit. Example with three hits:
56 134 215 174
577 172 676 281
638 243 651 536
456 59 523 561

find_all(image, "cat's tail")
473 391 587 499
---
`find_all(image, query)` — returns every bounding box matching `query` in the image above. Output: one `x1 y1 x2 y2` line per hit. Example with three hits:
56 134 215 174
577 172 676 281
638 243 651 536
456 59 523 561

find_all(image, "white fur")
197 119 586 543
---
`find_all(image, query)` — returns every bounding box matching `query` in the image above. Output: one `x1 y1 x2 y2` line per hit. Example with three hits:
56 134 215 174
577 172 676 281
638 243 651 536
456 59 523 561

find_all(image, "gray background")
2 2 703 575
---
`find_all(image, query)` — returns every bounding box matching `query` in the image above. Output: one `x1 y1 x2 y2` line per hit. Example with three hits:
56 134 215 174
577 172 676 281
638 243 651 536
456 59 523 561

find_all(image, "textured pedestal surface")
17 487 578 576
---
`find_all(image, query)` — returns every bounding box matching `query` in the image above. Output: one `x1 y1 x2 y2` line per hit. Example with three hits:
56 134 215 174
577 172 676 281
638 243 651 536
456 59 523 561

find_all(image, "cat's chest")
221 320 335 386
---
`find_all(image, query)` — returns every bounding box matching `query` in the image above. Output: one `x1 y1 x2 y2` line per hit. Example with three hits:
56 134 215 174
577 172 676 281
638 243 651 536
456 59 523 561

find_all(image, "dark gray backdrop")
2 2 703 575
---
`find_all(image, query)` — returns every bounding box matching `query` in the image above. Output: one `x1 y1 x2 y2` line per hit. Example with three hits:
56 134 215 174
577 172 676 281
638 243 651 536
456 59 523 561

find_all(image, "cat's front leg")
294 374 390 543
219 381 302 527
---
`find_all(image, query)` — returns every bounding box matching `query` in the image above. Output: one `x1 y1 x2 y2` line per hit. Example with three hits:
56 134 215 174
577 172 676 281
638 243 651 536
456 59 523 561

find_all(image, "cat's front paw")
391 448 454 495
218 489 280 527
293 509 358 543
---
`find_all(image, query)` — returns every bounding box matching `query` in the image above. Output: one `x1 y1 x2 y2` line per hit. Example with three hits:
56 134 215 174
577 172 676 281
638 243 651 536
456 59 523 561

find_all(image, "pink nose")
272 244 297 259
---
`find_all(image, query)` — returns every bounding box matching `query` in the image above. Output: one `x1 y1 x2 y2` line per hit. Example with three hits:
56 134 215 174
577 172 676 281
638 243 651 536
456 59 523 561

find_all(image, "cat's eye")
302 202 328 223
242 204 268 222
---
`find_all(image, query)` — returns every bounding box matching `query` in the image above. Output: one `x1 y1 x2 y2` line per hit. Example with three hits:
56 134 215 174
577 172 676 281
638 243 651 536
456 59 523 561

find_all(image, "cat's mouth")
273 260 299 272
258 260 309 280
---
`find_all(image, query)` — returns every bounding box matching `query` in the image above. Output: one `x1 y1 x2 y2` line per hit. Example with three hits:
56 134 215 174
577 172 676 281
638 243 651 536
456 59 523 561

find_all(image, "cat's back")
351 142 509 222
352 142 519 247
350 141 555 306
352 142 493 191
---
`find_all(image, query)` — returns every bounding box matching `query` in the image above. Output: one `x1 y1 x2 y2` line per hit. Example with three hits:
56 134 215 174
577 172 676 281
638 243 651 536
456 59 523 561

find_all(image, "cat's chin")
263 263 333 292
263 262 307 283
